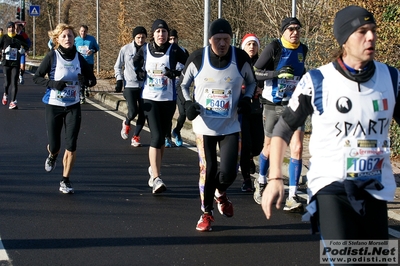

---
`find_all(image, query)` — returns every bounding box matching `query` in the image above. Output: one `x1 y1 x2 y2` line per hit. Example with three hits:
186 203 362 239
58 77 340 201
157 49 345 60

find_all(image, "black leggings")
166 96 186 138
240 112 263 179
143 100 176 148
317 192 388 241
3 65 19 101
200 133 239 212
45 103 81 153
174 96 186 133
123 88 145 136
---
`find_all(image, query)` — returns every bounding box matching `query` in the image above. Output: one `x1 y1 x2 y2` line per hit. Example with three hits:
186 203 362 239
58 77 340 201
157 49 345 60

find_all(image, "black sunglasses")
287 26 301 32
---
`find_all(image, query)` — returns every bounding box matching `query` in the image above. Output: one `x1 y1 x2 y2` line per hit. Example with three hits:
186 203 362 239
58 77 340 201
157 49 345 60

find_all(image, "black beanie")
209 18 232 37
6 21 15 28
334 6 376 46
170 29 178 38
151 19 169 32
132 26 147 38
281 17 302 33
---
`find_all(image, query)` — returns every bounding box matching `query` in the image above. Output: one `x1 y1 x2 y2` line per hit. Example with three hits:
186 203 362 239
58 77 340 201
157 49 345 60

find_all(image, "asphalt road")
0 72 398 266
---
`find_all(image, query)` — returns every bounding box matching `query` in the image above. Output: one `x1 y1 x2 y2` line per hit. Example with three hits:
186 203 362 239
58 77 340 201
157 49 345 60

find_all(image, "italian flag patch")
373 99 388 112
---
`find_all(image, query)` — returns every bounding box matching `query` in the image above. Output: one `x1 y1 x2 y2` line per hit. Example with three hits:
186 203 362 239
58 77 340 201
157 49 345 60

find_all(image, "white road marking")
0 236 10 262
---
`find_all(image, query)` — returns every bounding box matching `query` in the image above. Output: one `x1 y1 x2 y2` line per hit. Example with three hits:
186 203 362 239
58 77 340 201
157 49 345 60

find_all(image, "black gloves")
115 80 123 93
185 101 201 121
274 65 294 79
53 81 67 91
164 67 181 79
136 70 146 81
78 74 88 87
237 97 252 114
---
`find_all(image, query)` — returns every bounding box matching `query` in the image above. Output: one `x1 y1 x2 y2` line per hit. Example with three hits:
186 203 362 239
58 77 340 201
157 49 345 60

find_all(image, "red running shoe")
9 101 18 109
2 94 7 105
215 192 234 217
120 121 130 140
196 212 214 232
131 135 141 147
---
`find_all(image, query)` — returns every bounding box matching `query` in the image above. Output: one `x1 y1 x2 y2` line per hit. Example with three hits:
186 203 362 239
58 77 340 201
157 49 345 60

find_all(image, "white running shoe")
283 195 303 212
152 177 166 194
121 121 130 140
148 166 154 187
45 155 57 172
59 180 74 194
131 136 141 147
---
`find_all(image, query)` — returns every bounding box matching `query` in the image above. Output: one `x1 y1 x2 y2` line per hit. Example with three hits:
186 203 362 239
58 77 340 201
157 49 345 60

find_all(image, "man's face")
343 24 377 65
243 40 259 58
282 24 301 44
79 27 88 38
16 24 23 33
169 36 178 44
135 33 146 46
209 33 231 57
7 25 15 34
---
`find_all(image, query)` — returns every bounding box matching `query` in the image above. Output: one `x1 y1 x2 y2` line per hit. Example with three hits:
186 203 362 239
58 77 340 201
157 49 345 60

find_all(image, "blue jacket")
74 34 99 65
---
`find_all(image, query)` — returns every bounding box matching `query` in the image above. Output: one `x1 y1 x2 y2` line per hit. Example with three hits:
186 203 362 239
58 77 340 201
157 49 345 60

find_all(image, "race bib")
78 45 89 55
5 48 18 61
275 78 299 99
147 69 167 91
343 139 390 182
56 84 79 103
203 88 232 118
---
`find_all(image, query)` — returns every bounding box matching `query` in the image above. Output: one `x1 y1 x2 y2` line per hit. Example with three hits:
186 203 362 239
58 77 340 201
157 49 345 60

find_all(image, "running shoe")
19 75 24 84
80 98 86 104
148 166 154 187
45 155 57 172
2 94 8 105
152 177 166 194
121 121 130 140
253 180 266 205
196 211 214 232
241 178 254 192
9 101 18 109
284 195 304 212
59 180 74 194
131 136 141 147
214 192 233 217
171 128 183 147
165 137 173 148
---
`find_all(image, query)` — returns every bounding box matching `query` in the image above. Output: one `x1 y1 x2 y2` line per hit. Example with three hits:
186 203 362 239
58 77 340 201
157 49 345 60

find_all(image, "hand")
78 74 87 87
54 81 67 91
4 46 11 54
237 97 252 114
185 101 201 121
136 70 146 81
19 48 25 54
164 67 181 79
274 65 294 79
261 179 285 219
115 80 123 92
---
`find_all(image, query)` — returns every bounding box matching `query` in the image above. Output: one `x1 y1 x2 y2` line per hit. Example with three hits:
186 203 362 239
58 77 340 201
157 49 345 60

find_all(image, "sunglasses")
287 26 301 32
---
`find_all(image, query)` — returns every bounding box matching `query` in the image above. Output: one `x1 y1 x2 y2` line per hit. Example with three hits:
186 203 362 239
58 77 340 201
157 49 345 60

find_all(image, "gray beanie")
333 6 376 46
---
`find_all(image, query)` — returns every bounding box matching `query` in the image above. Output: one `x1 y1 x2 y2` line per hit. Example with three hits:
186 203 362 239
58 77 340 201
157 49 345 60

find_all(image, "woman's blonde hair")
48 23 76 49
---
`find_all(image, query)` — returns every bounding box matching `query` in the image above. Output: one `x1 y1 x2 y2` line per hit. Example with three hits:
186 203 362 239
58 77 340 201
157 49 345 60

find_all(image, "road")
0 72 398 266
